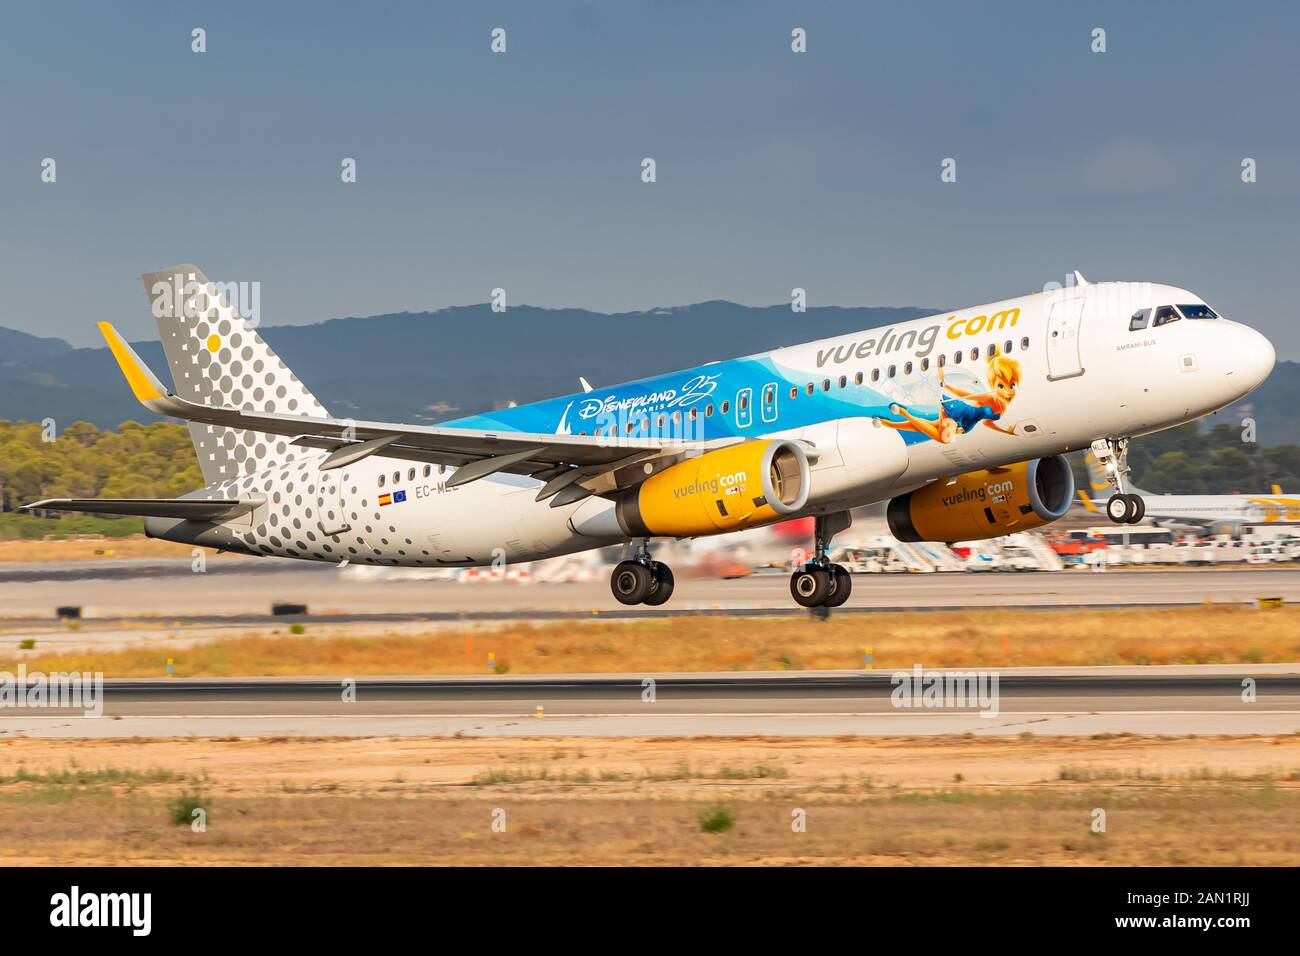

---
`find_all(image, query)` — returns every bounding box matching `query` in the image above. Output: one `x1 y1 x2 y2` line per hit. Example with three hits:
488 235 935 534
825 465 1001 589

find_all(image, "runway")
6 665 1298 738
1 560 1297 626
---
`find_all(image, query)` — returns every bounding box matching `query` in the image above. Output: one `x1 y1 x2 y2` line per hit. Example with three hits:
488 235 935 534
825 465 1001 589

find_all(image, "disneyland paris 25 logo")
576 373 719 420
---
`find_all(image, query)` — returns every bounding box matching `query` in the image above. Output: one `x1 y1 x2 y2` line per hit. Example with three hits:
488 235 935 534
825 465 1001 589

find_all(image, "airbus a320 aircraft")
27 266 1275 608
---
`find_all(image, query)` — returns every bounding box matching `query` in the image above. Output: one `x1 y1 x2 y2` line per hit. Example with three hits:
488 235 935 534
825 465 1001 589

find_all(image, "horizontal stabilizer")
21 497 263 521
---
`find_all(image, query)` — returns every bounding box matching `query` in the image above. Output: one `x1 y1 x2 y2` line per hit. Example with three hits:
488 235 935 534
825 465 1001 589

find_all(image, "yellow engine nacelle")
886 455 1074 544
616 439 810 538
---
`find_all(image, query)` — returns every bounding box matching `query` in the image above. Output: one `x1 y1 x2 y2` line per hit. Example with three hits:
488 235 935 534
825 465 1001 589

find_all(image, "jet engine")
887 455 1075 543
615 439 810 537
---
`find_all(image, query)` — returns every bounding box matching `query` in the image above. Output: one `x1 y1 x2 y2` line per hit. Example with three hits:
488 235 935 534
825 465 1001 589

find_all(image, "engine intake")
887 455 1075 543
616 439 810 537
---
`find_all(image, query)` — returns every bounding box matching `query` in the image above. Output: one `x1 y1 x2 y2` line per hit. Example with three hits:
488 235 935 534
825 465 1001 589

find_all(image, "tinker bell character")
880 353 1021 443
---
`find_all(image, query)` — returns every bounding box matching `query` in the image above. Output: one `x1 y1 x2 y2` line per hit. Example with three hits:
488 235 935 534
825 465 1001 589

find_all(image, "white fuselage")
158 280 1275 567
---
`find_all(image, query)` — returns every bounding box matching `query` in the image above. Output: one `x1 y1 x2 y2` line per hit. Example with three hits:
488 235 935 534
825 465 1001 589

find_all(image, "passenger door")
1046 297 1086 380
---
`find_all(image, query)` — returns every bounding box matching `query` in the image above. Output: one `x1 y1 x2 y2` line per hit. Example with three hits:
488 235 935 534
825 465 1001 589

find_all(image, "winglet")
98 322 169 404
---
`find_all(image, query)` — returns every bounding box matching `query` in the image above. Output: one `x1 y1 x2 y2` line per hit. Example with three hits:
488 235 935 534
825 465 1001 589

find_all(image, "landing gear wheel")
611 560 654 605
790 566 832 608
1127 494 1145 524
642 562 675 606
823 564 852 608
1106 494 1133 524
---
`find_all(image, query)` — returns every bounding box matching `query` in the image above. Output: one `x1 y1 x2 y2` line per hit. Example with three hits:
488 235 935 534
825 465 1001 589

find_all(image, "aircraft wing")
21 497 262 520
98 322 736 500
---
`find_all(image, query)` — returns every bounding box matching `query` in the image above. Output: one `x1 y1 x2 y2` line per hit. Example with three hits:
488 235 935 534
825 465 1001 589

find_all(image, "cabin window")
393 471 401 484
1020 336 1029 350
969 347 979 362
806 383 814 396
439 464 445 474
887 364 896 378
378 474 386 488
657 414 665 429
903 361 913 375
689 408 698 420
821 378 831 392
920 358 929 372
937 354 946 368
789 386 798 400
986 344 997 358
738 394 748 411
954 350 962 364
763 387 774 404
407 468 415 481
871 368 880 382
1004 340 1013 354
721 400 730 414
854 371 863 385
1153 305 1180 327
422 465 431 478
838 375 847 389
705 404 714 417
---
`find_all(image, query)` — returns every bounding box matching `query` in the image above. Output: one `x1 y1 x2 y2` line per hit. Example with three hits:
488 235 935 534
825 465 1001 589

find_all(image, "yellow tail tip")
98 322 163 403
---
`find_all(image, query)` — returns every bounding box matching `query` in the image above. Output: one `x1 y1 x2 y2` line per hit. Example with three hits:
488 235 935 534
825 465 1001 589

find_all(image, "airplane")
1081 452 1300 535
25 266 1275 609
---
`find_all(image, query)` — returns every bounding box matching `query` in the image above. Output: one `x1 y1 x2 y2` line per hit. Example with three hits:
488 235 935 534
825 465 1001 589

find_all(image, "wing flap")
98 321 739 487
21 498 263 521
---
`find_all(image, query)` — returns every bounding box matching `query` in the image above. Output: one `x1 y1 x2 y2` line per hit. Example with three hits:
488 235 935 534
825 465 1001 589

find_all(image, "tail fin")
141 264 328 484
1083 452 1111 499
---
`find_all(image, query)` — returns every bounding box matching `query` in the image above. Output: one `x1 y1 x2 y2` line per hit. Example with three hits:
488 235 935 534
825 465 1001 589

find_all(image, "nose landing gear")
790 512 853 609
610 539 675 606
1092 438 1146 525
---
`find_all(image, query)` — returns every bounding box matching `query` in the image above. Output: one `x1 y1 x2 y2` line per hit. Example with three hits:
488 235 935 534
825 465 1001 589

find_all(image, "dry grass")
1 734 1297 865
5 605 1299 677
0 536 208 563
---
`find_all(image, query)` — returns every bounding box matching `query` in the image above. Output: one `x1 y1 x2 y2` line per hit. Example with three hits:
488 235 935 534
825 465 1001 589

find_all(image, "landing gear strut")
790 512 853 609
1092 438 1145 525
610 539 675 606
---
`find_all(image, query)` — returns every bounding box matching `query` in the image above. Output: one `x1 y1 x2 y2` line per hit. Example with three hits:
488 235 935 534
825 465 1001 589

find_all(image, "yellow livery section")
618 440 809 538
98 321 164 403
887 456 1075 544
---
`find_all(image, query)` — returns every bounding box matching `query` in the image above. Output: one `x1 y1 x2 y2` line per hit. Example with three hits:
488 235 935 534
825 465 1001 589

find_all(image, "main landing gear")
790 512 853 609
1092 437 1146 525
610 539 675 606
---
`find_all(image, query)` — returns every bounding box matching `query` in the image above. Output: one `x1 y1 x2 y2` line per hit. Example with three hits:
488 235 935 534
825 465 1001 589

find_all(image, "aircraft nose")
1229 324 1276 392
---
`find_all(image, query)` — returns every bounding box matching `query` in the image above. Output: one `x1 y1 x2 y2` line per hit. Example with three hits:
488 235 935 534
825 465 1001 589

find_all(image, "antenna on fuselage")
579 377 594 392
1072 270 1089 287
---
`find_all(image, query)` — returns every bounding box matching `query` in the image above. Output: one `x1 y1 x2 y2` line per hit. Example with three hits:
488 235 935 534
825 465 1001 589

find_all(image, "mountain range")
0 303 1296 445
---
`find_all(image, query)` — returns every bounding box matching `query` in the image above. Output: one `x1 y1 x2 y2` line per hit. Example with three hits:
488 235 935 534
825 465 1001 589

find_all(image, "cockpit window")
1152 305 1180 327
1176 304 1218 319
1129 309 1150 331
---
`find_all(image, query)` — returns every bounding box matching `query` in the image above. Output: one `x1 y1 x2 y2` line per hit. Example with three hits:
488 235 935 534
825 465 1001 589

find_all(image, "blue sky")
2 1 1298 354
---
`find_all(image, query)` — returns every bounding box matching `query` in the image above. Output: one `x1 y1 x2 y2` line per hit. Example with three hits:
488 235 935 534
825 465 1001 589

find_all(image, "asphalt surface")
6 666 1298 738
2 562 1298 625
